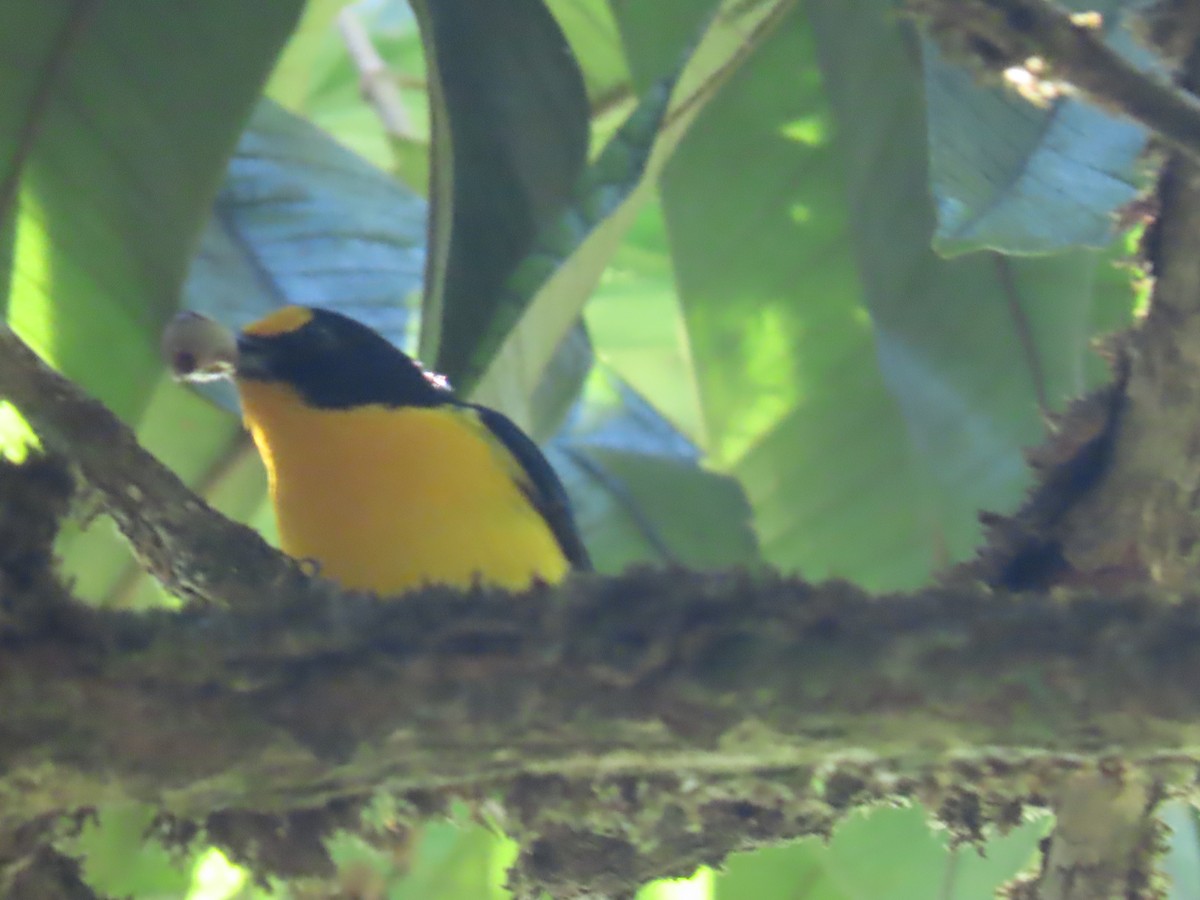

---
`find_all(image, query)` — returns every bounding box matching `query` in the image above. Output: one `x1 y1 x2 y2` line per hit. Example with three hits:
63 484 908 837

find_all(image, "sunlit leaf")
478 0 795 432
0 1 302 420
472 69 677 419
267 0 352 110
585 202 704 443
637 0 1136 588
64 804 194 899
824 806 1041 900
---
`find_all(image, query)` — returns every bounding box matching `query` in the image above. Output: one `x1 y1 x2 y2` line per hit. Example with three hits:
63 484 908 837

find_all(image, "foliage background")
0 0 1177 896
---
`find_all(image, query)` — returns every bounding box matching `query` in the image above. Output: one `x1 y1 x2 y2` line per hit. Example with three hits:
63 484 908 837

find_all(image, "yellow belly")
238 381 569 593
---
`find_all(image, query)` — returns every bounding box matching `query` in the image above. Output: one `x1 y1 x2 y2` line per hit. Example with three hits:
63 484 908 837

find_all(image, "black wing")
469 404 592 571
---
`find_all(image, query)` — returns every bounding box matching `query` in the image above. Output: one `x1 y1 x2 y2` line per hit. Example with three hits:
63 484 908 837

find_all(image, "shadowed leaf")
923 0 1153 255
413 0 590 382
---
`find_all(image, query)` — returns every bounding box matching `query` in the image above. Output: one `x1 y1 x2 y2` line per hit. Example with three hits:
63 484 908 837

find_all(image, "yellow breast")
238 380 569 593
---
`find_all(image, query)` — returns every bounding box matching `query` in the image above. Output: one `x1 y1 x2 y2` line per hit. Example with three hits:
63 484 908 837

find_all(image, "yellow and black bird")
165 305 590 593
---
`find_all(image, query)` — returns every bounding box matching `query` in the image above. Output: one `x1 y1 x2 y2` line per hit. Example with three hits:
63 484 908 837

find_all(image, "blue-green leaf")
185 99 425 339
924 0 1154 255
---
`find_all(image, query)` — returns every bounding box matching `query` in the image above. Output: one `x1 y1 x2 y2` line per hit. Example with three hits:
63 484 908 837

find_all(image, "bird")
164 305 590 593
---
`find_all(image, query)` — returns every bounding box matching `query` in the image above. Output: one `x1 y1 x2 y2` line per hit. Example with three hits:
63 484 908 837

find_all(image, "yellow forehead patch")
242 306 314 337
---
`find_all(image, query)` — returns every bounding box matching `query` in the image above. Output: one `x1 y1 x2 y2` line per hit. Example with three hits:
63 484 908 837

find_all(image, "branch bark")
1006 771 1163 900
919 5 1200 897
1 429 1200 891
2 307 1200 896
0 325 307 612
5 540 1200 890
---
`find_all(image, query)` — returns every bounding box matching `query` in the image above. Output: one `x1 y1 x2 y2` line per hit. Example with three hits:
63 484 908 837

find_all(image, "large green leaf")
550 370 759 571
64 805 195 898
484 0 796 440
822 806 1041 900
924 0 1153 255
618 0 928 587
471 70 676 420
807 0 1135 575
712 806 1043 899
549 0 632 111
413 0 591 381
0 1 302 421
623 0 1136 588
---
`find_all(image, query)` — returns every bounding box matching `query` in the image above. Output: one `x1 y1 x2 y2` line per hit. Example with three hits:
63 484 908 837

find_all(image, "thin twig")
337 7 413 142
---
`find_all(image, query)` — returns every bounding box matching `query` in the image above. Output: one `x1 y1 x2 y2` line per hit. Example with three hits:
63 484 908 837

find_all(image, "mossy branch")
1 322 1199 895
0 325 305 611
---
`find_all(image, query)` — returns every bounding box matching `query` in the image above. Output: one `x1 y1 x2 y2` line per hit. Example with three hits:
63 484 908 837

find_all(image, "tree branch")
5 313 1200 894
0 326 307 611
3 490 1200 889
911 0 1200 166
1006 771 1164 899
915 7 1200 896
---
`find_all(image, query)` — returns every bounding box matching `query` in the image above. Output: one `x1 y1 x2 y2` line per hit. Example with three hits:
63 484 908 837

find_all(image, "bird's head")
165 306 449 409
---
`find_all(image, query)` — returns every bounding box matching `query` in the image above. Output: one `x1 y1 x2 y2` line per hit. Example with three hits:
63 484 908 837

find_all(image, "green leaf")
549 0 632 109
924 0 1153 255
413 0 591 381
713 807 1043 900
584 202 704 443
266 0 353 110
64 804 195 898
0 1 302 421
824 806 1041 900
636 0 931 587
639 866 713 899
471 70 677 418
550 370 759 571
529 323 594 443
638 0 1136 588
808 0 1136 575
475 0 796 430
717 840 847 900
